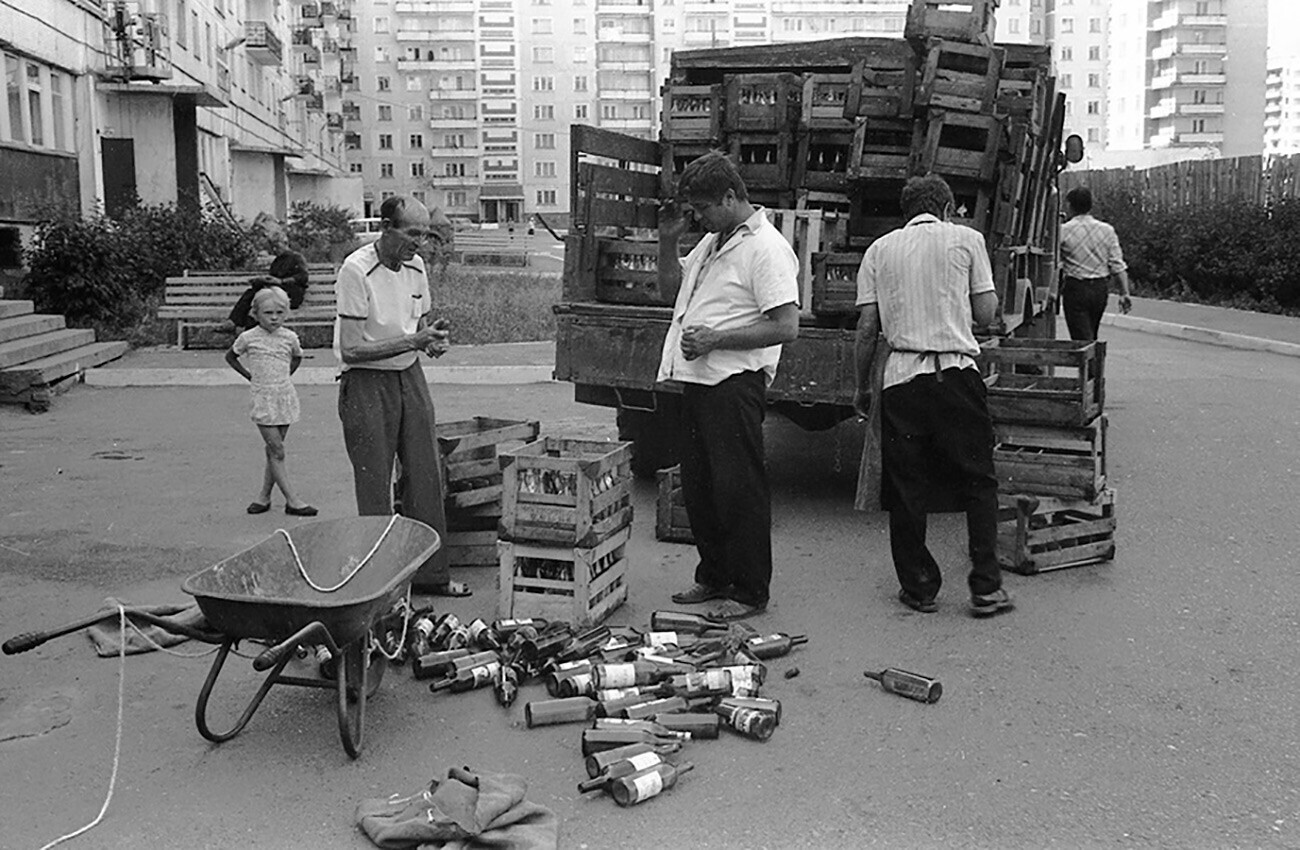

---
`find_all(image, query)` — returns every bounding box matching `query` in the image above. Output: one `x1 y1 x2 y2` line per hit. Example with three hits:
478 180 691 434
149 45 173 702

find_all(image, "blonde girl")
225 286 317 516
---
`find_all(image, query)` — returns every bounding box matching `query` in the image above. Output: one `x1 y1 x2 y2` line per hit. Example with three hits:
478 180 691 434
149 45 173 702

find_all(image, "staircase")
0 300 129 412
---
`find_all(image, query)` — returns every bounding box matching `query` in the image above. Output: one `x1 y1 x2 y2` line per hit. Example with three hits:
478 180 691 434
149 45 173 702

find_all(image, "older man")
657 152 800 621
853 174 1012 618
334 195 468 596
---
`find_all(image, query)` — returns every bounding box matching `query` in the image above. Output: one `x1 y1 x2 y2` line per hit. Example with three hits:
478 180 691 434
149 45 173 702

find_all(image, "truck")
553 23 1080 477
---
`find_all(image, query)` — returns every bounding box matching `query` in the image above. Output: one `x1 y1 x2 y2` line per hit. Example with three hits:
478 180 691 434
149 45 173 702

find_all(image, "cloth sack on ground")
356 766 558 850
85 597 208 657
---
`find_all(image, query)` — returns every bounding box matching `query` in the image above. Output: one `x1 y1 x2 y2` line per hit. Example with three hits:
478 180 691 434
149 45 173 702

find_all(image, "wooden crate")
655 465 694 544
948 178 995 233
915 39 1004 114
904 0 998 46
723 72 803 133
844 55 916 120
765 207 828 316
499 437 634 547
795 190 854 249
811 252 864 317
662 83 724 143
979 338 1106 427
445 529 500 568
497 526 631 627
729 133 795 191
994 415 1107 501
801 74 857 131
916 110 1004 182
839 177 906 249
795 128 856 193
996 68 1048 132
438 417 542 513
848 117 919 181
996 489 1116 575
662 141 722 193
594 238 677 306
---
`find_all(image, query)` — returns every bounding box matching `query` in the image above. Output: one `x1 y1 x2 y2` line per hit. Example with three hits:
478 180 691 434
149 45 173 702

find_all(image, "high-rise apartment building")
1049 0 1111 149
995 0 1050 44
1264 56 1300 155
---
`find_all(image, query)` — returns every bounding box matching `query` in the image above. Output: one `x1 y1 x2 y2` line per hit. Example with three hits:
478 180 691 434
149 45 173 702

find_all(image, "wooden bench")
157 264 338 348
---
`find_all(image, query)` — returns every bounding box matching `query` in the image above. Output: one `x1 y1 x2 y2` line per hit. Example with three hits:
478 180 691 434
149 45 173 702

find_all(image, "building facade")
1264 56 1300 155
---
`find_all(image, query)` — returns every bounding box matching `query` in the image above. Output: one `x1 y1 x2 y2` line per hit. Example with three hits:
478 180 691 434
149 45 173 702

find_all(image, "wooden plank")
672 37 908 77
571 123 661 167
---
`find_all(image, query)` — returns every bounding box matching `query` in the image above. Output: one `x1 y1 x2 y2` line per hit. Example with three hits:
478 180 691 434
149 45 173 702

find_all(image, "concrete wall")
288 173 365 217
99 93 178 207
230 151 282 222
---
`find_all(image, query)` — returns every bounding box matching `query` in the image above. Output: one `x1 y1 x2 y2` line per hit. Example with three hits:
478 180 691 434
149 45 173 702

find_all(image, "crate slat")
655 465 694 544
500 437 634 547
979 338 1106 426
996 489 1116 575
497 527 631 627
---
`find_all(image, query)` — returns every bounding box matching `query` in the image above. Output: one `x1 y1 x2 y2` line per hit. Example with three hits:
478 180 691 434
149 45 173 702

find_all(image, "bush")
284 200 357 263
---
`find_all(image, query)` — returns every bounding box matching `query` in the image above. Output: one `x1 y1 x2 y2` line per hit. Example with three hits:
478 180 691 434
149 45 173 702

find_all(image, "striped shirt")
855 213 994 390
1059 214 1127 279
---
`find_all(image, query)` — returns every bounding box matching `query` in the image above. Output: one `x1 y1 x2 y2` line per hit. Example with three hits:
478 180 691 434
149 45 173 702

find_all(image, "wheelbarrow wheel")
337 638 372 758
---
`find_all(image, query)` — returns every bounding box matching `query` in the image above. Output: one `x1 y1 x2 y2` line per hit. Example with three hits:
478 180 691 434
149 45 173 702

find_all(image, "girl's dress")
232 326 302 426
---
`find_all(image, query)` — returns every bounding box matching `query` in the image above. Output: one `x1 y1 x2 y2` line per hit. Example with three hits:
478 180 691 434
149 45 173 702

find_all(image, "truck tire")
617 400 682 480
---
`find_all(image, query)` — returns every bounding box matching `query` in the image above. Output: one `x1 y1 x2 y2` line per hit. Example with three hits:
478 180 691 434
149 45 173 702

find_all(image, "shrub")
285 201 357 263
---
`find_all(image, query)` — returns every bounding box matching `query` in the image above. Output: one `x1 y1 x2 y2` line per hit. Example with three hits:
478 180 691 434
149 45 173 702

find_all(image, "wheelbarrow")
3 516 439 759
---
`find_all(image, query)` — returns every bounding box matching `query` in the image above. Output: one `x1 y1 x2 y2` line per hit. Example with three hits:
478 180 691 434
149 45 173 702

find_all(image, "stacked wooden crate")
496 438 634 627
654 464 694 544
436 417 541 568
979 338 1117 575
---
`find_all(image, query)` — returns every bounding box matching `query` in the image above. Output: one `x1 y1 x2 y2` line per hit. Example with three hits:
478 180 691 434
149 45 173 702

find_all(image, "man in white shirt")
335 195 469 596
853 174 1012 618
1059 186 1132 341
656 152 800 621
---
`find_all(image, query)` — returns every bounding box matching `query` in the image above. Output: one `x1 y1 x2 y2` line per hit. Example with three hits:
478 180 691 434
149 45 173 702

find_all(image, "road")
1 323 1299 849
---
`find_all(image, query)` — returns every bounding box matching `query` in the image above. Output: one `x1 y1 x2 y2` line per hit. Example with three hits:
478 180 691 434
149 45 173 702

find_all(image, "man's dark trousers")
1062 275 1110 341
679 370 772 608
881 367 1000 601
338 362 450 588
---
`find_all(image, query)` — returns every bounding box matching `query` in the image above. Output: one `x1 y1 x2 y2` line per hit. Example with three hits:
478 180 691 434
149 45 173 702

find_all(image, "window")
1086 127 1099 142
573 18 586 34
1060 18 1073 33
534 133 556 149
1193 89 1207 104
175 0 187 47
49 71 67 150
574 75 588 92
1059 74 1072 89
1088 73 1100 88
1089 17 1101 33
192 11 200 59
533 47 555 62
349 162 363 173
375 46 390 63
379 133 393 149
1192 118 1206 133
574 46 588 63
377 76 390 91
406 76 422 91
631 104 648 119
534 104 555 120
535 161 557 177
537 189 557 206
408 105 423 121
574 103 588 119
412 191 425 204
1061 47 1072 62
380 163 394 177
411 161 425 177
532 18 553 34
446 162 466 176
374 16 389 33
1089 46 1101 61
1031 19 1041 35
533 76 554 92
447 191 466 207
444 133 466 148
205 23 213 67
601 103 617 119
1008 19 1020 33
382 191 395 201
378 105 392 121
1087 100 1099 115
409 133 424 149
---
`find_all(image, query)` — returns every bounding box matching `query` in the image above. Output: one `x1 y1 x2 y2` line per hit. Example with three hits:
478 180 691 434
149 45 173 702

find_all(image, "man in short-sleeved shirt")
334 195 468 597
853 174 1012 619
655 152 799 621
1059 185 1132 341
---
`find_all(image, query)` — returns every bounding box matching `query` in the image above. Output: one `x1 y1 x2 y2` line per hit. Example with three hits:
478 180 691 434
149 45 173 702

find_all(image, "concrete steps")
0 300 129 411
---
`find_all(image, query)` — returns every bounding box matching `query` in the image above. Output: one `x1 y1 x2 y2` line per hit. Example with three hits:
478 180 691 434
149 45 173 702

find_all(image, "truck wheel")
617 402 682 480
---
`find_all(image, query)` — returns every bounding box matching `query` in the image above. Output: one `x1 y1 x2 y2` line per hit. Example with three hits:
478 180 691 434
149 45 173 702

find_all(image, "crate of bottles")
848 117 919 181
811 252 865 317
994 415 1108 501
499 437 634 547
723 72 803 133
801 74 857 131
497 525 631 628
655 464 694 544
996 489 1116 576
729 133 795 191
593 239 675 306
844 51 917 119
978 338 1106 427
437 417 542 513
914 39 1004 115
662 83 725 142
904 0 998 46
795 129 856 193
915 109 1005 183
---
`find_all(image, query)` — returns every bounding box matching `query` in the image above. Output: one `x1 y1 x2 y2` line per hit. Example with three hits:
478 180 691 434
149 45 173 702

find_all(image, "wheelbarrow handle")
253 621 334 672
3 606 206 655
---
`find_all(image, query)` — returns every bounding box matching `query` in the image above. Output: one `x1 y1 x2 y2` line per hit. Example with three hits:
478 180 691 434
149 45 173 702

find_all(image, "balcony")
396 0 475 12
1180 131 1223 144
395 29 476 42
428 87 479 100
1150 71 1178 89
431 116 479 128
428 173 481 186
244 22 284 65
105 11 173 81
597 27 653 43
1148 100 1176 119
342 103 361 121
683 29 732 45
598 117 654 131
1183 15 1228 27
326 112 344 129
1181 42 1227 56
595 0 654 13
429 144 483 157
1181 73 1226 85
398 57 476 71
1180 102 1224 115
599 89 654 101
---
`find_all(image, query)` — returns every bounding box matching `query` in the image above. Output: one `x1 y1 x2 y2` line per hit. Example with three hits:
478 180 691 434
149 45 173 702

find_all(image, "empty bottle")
660 669 732 699
578 751 665 793
429 660 500 693
648 610 729 635
411 646 474 680
493 663 521 708
714 703 776 741
492 617 548 639
653 713 720 739
717 696 782 726
742 632 809 660
592 660 692 689
524 696 599 728
863 668 943 704
581 726 691 757
466 618 502 652
429 613 461 650
584 741 683 779
407 613 437 660
610 761 695 807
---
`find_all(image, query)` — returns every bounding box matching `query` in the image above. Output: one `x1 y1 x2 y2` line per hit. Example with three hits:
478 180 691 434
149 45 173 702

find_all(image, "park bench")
156 264 338 349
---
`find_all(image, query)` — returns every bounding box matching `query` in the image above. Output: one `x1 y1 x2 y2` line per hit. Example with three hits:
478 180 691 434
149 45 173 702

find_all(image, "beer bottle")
714 703 776 741
428 660 500 693
610 762 695 807
742 633 808 660
863 668 943 704
577 751 665 793
580 726 691 757
653 712 720 739
493 662 521 708
411 646 473 680
649 610 730 636
717 696 782 726
584 741 683 779
524 696 598 728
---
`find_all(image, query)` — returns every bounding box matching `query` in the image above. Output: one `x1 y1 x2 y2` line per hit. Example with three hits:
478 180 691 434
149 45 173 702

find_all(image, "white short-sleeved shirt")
656 207 800 387
333 243 430 371
855 213 995 390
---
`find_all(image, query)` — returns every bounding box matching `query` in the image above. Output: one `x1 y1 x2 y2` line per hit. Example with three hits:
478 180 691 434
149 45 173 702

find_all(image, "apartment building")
996 0 1050 44
0 0 358 268
1264 56 1300 155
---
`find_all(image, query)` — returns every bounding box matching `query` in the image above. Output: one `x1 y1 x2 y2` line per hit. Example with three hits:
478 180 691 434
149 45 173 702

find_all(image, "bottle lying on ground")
407 613 437 660
716 663 766 696
524 696 598 728
594 685 660 703
580 726 691 757
493 617 547 640
584 740 684 779
556 670 596 698
714 703 776 741
428 660 500 693
659 669 733 699
591 659 694 689
544 659 593 696
465 618 502 652
411 647 474 680
577 751 666 793
717 696 781 726
429 613 462 651
493 663 521 708
620 696 690 720
554 625 612 663
516 628 576 663
315 644 337 680
610 761 695 807
651 712 721 739
742 632 808 660
649 611 730 636
863 668 942 704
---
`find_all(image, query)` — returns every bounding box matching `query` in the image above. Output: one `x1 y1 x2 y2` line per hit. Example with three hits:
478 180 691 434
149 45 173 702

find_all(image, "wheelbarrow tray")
182 516 440 648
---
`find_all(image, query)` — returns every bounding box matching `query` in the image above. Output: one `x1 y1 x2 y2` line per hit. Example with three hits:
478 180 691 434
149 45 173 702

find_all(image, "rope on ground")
278 514 400 593
38 604 128 850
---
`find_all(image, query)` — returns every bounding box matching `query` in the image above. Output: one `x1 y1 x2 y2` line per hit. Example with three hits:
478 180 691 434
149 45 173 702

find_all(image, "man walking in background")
657 152 800 621
334 195 470 597
853 174 1012 618
1059 186 1133 341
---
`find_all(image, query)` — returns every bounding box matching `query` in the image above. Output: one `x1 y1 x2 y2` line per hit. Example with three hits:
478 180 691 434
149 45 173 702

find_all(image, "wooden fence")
1061 152 1300 210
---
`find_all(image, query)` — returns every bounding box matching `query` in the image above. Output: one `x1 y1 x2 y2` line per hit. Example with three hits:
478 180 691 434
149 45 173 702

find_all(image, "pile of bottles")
806 144 850 173
670 94 717 116
608 253 659 274
814 84 848 107
737 86 798 108
738 143 781 166
517 468 578 497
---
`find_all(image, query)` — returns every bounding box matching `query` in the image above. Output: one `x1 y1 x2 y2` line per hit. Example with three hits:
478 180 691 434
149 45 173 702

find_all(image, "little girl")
224 286 317 517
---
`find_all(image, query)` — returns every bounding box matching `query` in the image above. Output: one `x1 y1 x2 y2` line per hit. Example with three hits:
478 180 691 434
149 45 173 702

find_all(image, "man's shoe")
898 589 938 614
705 598 767 622
970 588 1014 618
671 583 730 605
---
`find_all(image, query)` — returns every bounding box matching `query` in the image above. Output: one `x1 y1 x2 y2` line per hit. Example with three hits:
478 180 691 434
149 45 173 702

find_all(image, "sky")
1271 0 1300 56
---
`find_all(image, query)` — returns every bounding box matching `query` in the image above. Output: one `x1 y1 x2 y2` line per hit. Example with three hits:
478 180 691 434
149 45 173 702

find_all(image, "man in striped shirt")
1059 186 1133 341
853 175 1012 618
